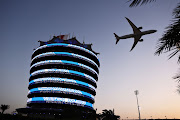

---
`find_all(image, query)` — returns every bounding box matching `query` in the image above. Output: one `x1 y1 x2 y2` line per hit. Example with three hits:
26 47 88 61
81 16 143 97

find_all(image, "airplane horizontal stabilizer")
114 33 120 44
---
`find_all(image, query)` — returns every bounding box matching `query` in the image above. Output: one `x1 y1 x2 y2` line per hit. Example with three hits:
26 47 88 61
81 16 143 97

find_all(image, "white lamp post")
134 90 141 120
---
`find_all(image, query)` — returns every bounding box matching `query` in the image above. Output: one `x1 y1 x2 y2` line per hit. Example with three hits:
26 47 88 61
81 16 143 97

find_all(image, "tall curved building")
17 36 100 118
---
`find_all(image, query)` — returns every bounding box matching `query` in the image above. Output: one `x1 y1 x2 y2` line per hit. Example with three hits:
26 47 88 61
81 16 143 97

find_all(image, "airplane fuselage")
114 17 157 51
119 30 157 40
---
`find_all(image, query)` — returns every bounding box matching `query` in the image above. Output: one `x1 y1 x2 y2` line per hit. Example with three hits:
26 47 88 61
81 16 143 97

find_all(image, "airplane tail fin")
114 33 120 44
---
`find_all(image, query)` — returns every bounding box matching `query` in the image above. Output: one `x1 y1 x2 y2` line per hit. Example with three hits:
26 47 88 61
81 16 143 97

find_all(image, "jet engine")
138 27 143 30
139 39 143 42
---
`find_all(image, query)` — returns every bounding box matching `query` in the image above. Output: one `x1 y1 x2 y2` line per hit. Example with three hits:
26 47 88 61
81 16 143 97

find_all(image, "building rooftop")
38 36 99 55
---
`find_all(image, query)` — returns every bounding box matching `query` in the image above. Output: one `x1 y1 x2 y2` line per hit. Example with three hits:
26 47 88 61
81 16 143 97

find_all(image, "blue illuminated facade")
17 36 100 117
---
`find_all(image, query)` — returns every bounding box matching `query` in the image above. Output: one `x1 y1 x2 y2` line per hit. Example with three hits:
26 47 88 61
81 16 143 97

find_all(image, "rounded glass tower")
20 36 100 117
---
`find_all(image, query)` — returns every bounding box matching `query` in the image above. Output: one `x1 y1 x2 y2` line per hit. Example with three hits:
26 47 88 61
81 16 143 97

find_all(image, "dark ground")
0 114 94 120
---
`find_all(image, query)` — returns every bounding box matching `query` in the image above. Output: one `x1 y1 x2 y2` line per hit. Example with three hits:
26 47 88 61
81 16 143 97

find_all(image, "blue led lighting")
27 97 93 109
31 52 98 68
30 69 96 83
30 60 98 76
28 87 94 100
32 43 98 60
29 77 96 92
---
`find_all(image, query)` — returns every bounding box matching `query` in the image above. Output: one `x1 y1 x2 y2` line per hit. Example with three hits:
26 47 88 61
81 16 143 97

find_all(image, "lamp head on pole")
134 90 139 95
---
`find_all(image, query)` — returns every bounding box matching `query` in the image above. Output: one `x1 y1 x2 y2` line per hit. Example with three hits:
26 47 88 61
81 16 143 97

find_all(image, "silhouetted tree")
155 3 180 93
155 2 180 63
173 70 180 94
128 0 156 7
0 104 10 114
178 85 180 94
100 109 120 120
96 113 102 120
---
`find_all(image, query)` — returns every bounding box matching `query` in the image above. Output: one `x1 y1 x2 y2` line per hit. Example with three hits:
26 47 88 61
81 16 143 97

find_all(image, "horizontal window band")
27 97 93 109
30 60 98 76
32 43 99 62
30 69 96 84
31 52 99 69
28 87 94 101
29 77 95 92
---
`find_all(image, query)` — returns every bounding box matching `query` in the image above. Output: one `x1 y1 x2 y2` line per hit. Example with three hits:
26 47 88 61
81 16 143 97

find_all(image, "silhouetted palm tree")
155 3 180 92
0 104 10 114
101 109 120 120
177 85 180 94
155 2 180 63
173 70 180 94
128 0 156 7
96 113 102 120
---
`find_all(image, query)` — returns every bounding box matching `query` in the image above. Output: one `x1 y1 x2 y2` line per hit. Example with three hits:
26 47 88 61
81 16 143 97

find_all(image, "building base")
16 107 96 120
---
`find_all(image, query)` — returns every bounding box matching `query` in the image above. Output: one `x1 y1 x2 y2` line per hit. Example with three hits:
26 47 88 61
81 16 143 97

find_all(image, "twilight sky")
0 0 180 119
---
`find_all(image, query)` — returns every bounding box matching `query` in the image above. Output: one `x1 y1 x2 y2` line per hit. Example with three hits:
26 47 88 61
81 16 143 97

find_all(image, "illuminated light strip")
27 97 93 109
30 69 96 83
28 87 94 100
30 60 98 76
31 52 55 62
32 43 98 60
29 78 96 92
67 44 97 58
31 52 98 69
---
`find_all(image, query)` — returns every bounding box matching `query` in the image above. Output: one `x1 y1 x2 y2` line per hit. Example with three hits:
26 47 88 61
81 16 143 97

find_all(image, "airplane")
114 17 157 51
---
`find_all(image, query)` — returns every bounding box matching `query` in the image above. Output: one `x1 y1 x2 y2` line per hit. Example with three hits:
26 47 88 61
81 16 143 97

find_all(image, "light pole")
134 90 141 120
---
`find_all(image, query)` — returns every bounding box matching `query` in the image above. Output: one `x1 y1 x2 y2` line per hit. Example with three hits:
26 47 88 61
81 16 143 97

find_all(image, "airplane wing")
130 35 141 51
125 17 141 34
